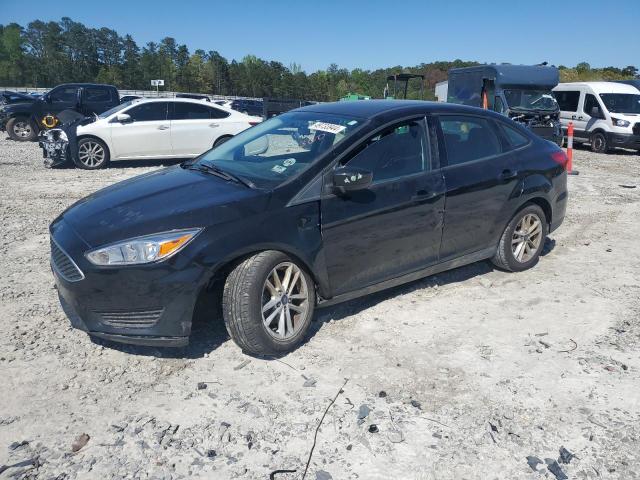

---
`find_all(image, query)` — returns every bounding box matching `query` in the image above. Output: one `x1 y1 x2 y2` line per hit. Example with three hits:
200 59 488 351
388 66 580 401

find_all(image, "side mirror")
116 113 133 123
44 94 51 104
333 167 373 193
590 106 601 118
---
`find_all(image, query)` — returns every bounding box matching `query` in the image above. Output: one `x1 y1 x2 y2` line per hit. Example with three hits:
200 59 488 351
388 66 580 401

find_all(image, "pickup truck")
0 83 119 141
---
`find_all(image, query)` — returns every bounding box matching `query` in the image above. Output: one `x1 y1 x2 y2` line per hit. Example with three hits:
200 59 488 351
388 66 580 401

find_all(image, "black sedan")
49 100 568 355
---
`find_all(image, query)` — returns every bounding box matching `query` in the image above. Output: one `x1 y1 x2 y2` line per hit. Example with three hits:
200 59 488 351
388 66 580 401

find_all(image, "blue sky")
2 0 639 72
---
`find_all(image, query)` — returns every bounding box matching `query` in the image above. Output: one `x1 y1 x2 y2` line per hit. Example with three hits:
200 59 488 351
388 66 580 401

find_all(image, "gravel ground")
0 137 639 480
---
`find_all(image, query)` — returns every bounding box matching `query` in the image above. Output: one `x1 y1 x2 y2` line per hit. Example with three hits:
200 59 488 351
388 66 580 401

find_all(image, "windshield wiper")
189 162 256 189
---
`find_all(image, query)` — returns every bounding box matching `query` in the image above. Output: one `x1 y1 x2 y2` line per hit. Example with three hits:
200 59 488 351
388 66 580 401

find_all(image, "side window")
584 94 604 118
127 102 168 122
49 87 78 103
499 123 529 149
555 90 580 112
208 106 230 119
344 119 428 183
439 116 502 166
172 102 212 120
85 87 111 102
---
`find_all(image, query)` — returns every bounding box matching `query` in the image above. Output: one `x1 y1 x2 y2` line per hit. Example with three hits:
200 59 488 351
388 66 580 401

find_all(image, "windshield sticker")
283 158 296 167
309 122 346 134
272 165 287 174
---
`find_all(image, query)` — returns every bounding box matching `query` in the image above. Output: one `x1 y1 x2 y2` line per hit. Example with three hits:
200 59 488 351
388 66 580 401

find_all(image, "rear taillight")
551 150 568 170
249 121 260 126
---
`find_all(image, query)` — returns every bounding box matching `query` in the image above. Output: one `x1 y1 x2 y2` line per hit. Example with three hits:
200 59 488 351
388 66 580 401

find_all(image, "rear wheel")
6 116 37 141
213 135 232 148
222 251 315 355
492 204 547 272
590 132 609 153
76 138 110 170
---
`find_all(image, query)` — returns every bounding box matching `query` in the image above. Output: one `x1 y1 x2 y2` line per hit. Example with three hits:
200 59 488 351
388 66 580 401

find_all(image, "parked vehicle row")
39 98 262 169
1 83 120 141
553 82 640 153
49 100 568 354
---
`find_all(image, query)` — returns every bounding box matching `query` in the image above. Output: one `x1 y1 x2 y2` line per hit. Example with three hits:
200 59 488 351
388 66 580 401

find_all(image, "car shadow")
93 238 557 359
107 158 186 169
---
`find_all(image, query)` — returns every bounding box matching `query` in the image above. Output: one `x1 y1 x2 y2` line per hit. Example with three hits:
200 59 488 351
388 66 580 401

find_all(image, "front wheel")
222 251 315 355
590 132 609 153
6 116 38 141
75 138 110 169
492 204 547 272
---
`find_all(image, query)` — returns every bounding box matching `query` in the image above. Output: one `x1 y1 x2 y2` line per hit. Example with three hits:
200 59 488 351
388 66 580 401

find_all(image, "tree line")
1 18 638 101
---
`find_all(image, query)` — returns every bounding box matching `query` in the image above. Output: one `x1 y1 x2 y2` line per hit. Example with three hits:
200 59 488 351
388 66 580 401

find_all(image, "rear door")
82 86 116 114
109 101 172 158
437 114 520 259
321 117 445 296
169 102 234 156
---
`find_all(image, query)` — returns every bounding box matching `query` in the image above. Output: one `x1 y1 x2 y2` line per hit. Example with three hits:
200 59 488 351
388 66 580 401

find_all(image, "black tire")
590 132 609 153
75 137 110 170
213 135 232 148
6 116 38 141
492 204 547 272
222 251 315 355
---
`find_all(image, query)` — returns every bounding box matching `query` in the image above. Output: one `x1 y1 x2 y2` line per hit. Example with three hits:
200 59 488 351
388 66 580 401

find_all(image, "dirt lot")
0 137 639 480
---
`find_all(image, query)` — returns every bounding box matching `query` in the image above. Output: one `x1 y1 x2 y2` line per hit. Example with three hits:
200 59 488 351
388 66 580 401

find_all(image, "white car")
553 82 640 153
69 98 261 169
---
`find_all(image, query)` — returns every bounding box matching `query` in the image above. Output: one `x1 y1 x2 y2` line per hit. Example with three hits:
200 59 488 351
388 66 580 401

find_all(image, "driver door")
321 118 446 296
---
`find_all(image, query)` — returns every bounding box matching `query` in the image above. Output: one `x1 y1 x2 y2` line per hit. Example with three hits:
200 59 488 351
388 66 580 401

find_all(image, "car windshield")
194 111 363 188
599 93 640 114
504 89 559 111
98 101 133 119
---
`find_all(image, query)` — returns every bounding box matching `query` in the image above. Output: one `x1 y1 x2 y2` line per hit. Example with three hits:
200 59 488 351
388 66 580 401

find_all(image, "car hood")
59 165 269 247
1 101 36 112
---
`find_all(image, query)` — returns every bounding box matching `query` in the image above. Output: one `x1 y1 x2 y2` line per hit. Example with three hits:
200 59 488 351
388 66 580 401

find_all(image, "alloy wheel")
78 141 105 168
261 262 309 340
13 121 32 139
511 213 543 263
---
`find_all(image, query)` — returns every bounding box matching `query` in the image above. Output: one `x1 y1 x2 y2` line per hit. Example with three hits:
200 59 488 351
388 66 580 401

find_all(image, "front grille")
96 308 164 329
633 123 640 136
51 238 84 282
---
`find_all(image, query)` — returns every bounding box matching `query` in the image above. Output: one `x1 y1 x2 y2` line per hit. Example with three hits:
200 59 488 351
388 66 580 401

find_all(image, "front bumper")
608 132 640 150
51 219 208 347
39 130 72 168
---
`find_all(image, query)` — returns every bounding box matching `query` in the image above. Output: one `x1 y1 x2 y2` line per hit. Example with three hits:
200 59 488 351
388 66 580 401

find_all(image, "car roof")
294 99 491 120
554 82 639 94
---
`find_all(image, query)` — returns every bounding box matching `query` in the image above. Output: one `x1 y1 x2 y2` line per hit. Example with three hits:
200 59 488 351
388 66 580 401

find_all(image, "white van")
552 82 640 153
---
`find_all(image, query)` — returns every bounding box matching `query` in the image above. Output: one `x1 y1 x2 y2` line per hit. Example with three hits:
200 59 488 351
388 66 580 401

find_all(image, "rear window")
85 87 111 102
439 116 502 166
499 123 529 149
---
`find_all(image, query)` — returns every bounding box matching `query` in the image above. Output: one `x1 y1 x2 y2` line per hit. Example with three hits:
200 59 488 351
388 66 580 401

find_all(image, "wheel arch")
202 245 326 304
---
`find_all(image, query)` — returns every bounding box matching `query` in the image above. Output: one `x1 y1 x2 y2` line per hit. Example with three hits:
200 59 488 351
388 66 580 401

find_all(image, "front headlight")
85 228 201 266
611 117 630 128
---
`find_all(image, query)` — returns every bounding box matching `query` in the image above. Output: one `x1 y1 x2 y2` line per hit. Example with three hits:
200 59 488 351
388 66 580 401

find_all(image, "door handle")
499 169 518 180
571 115 577 120
209 123 220 128
577 116 583 120
157 125 169 130
411 190 438 202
